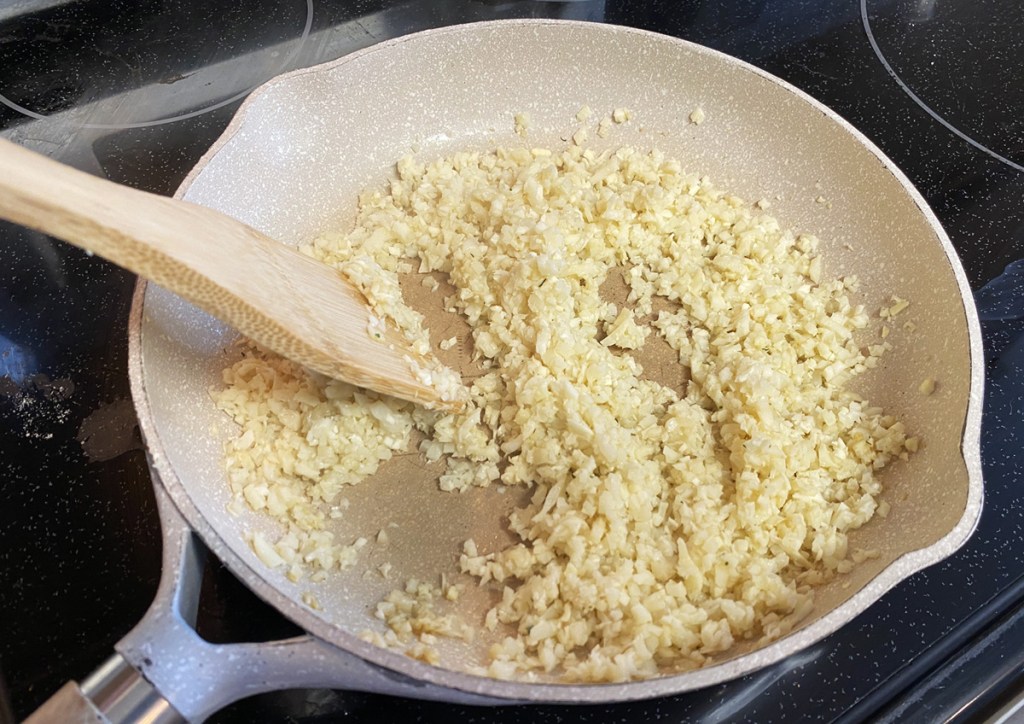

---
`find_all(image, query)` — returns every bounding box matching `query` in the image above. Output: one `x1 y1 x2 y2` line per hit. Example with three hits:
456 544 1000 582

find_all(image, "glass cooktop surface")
1 1 1022 722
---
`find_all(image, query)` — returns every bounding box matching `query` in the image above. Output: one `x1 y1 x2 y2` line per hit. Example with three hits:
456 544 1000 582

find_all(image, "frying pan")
27 19 983 724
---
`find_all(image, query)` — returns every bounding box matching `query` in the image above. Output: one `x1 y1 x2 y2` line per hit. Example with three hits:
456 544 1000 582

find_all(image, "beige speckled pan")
36 19 986 723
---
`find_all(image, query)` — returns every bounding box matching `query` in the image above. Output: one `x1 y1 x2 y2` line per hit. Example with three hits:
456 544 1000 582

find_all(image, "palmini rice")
213 142 914 682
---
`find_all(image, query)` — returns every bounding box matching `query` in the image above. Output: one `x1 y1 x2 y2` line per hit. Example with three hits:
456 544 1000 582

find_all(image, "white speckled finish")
127 20 983 703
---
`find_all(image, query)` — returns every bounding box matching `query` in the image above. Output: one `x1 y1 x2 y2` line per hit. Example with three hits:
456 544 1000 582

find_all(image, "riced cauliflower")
214 141 914 682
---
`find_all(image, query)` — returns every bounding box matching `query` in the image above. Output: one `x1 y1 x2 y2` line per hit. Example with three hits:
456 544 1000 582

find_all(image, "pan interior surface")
132 21 980 698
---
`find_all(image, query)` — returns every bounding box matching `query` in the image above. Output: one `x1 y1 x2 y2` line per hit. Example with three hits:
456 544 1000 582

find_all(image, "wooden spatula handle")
0 138 459 410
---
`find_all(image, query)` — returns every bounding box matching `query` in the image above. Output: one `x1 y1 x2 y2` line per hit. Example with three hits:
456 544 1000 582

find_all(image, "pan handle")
23 681 119 724
25 654 182 724
28 483 495 723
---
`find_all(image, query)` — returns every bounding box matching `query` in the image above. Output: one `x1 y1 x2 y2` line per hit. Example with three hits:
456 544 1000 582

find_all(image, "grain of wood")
0 139 462 411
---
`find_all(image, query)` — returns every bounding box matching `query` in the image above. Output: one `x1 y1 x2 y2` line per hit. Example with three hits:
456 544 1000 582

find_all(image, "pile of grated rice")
213 141 915 682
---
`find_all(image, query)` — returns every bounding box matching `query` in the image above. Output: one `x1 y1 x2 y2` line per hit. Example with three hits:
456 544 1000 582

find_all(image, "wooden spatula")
0 138 463 411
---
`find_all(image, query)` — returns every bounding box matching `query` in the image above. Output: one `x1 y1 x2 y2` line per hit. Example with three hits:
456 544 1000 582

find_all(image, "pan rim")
127 18 985 702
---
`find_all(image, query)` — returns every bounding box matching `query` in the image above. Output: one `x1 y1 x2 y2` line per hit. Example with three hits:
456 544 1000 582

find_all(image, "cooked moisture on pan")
213 142 915 682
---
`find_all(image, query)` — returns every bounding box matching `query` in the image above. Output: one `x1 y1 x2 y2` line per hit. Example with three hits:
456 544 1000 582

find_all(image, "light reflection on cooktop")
862 0 1024 172
0 0 312 129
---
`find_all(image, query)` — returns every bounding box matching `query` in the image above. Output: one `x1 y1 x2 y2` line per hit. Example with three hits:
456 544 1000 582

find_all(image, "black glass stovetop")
2 1 1023 722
